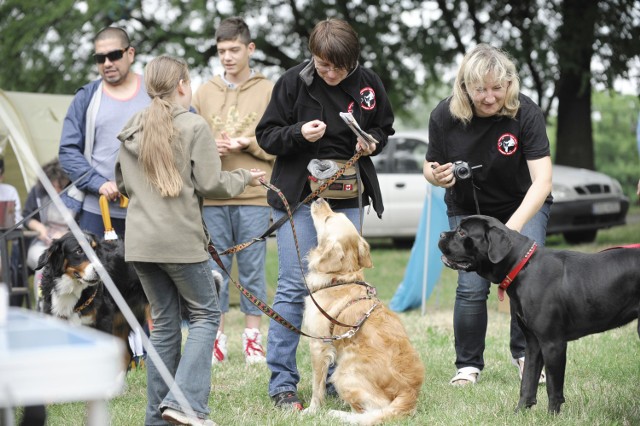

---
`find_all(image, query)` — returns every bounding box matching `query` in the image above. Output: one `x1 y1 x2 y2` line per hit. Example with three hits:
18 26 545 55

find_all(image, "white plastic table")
0 307 125 425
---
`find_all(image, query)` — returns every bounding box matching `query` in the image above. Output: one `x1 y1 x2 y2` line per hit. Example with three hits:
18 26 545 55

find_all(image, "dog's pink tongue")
498 287 505 302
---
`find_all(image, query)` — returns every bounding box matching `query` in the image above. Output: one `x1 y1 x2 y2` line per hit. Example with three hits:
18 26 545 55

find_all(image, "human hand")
248 168 267 187
356 135 377 156
99 181 120 201
216 132 250 156
301 120 327 142
431 162 456 188
35 225 52 245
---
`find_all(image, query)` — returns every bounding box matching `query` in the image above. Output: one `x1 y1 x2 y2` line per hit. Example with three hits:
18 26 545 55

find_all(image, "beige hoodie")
116 105 252 263
192 73 274 206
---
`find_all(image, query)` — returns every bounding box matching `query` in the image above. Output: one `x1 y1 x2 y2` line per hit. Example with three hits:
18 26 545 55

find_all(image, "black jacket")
256 60 394 217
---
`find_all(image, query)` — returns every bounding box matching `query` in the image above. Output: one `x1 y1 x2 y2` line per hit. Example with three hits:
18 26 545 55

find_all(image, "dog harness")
316 280 380 343
498 242 538 301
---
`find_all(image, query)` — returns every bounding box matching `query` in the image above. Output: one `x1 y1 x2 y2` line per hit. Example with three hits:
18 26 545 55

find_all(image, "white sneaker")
242 328 266 364
212 331 227 365
162 408 217 426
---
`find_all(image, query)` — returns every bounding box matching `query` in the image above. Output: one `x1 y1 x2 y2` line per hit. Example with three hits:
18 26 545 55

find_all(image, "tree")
1 0 639 169
0 0 446 119
429 0 640 169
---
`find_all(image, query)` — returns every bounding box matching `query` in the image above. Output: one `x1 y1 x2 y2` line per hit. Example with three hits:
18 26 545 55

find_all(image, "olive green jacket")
116 105 252 263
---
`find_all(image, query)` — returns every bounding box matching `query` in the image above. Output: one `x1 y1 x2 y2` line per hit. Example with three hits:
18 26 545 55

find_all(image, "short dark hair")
94 26 130 47
37 158 70 190
308 18 360 71
215 17 251 44
0 157 4 175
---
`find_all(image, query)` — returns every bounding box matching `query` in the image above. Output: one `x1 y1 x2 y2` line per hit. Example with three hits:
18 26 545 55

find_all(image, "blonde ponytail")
140 55 190 197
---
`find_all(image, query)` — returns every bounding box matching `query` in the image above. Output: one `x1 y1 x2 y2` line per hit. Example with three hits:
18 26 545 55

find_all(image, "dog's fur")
36 231 149 370
302 199 424 425
438 215 640 413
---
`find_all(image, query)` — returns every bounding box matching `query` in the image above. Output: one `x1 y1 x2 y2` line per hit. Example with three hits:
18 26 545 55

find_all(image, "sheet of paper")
339 112 378 149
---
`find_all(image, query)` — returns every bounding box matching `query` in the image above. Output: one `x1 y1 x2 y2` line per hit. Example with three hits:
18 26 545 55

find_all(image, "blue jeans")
450 203 551 371
132 260 220 425
267 205 360 397
203 205 270 314
79 210 126 238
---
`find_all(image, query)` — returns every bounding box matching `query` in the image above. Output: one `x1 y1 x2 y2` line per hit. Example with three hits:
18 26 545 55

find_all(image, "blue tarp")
390 186 448 312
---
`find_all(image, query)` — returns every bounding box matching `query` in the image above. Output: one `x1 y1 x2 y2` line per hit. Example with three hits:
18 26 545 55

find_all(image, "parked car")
547 165 629 243
363 131 629 245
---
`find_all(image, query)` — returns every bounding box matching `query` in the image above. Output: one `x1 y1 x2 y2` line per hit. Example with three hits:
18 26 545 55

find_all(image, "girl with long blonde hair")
116 55 264 425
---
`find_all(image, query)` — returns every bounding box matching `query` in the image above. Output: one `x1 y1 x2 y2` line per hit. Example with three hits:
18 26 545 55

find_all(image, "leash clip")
333 329 357 341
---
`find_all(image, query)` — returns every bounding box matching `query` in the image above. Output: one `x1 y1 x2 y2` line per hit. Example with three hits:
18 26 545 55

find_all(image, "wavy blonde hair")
140 55 189 197
450 44 520 125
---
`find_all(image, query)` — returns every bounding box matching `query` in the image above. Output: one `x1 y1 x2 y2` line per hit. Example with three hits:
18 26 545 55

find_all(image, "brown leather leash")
207 149 379 341
218 150 363 256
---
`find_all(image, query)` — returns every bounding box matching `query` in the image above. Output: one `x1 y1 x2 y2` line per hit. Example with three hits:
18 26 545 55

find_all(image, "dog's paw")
327 409 359 424
305 398 322 413
302 407 317 415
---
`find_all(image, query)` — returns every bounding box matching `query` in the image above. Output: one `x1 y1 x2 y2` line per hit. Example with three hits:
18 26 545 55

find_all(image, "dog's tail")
328 389 419 426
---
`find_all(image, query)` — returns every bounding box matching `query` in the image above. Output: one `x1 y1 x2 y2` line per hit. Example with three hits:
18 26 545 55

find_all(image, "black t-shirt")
426 94 552 221
302 72 365 209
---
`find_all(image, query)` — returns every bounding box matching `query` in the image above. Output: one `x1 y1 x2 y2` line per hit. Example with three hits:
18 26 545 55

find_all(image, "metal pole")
421 183 433 316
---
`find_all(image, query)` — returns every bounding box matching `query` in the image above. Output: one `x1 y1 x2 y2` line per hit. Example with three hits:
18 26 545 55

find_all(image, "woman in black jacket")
256 18 394 410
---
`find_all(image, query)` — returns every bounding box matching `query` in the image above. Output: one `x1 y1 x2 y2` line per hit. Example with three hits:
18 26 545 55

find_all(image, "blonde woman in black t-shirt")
424 44 553 386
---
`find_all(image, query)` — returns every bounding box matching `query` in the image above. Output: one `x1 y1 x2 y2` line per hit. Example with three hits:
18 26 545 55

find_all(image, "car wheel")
563 229 597 244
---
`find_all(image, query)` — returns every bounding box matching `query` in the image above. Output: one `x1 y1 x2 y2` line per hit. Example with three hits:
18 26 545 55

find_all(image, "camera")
453 161 472 180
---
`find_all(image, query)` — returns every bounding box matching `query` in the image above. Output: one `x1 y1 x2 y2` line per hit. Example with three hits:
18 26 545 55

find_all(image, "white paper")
339 112 378 149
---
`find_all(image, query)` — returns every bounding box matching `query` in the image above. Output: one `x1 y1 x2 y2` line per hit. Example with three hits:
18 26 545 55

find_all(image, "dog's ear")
358 237 373 269
36 237 67 273
486 226 513 263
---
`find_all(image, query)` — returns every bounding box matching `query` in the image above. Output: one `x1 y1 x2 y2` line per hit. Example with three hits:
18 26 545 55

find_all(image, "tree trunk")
554 0 598 169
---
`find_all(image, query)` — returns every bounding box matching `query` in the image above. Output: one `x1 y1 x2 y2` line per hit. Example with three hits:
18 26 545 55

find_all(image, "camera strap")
470 174 481 215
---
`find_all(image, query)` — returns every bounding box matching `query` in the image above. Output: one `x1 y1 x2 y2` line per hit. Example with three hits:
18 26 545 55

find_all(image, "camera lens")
456 167 470 179
453 161 471 180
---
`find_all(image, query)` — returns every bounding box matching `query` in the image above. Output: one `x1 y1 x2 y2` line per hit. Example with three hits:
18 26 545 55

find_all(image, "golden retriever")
302 198 424 425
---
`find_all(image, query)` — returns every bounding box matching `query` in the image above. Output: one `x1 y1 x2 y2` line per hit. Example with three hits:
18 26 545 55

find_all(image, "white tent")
0 89 73 194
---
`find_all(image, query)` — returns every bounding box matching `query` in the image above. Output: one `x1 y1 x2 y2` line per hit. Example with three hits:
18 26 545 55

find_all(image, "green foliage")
591 91 640 197
547 91 640 198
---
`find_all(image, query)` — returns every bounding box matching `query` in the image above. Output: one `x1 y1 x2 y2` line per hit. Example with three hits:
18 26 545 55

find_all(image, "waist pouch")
307 159 358 199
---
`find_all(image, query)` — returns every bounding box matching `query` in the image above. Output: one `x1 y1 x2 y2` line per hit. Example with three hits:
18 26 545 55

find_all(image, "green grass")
19 208 640 425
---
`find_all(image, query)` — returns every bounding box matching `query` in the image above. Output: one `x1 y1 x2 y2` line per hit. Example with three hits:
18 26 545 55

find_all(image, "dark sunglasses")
93 46 129 64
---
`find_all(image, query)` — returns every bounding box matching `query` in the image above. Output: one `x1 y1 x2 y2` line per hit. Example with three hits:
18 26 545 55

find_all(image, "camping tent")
0 89 73 197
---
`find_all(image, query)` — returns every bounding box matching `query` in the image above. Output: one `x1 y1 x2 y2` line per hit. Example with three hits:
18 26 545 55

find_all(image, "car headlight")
551 183 576 201
610 178 623 195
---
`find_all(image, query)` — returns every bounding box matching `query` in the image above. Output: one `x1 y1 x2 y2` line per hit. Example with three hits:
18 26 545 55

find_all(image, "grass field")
18 206 640 425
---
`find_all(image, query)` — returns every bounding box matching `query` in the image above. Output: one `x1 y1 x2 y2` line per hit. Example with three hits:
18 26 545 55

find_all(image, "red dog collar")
498 242 538 301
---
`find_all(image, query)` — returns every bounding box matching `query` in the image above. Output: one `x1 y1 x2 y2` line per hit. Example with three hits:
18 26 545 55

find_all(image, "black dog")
36 231 149 370
438 215 640 413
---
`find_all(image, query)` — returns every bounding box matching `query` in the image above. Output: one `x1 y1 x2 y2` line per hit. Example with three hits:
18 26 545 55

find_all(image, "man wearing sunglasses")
59 26 150 238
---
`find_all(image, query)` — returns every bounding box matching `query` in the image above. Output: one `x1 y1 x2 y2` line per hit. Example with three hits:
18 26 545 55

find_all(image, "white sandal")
512 357 546 384
450 367 481 386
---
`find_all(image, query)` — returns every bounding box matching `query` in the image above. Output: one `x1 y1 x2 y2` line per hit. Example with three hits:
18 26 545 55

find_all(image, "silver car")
363 131 629 245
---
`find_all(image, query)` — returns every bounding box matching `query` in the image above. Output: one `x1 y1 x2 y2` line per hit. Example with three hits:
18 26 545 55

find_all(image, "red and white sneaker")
212 331 227 365
242 328 266 364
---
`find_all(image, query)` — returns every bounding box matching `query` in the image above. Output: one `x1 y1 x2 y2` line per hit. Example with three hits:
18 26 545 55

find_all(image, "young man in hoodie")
192 16 274 365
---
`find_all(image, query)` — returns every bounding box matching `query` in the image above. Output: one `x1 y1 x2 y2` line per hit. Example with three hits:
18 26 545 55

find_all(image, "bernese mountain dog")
36 231 149 370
